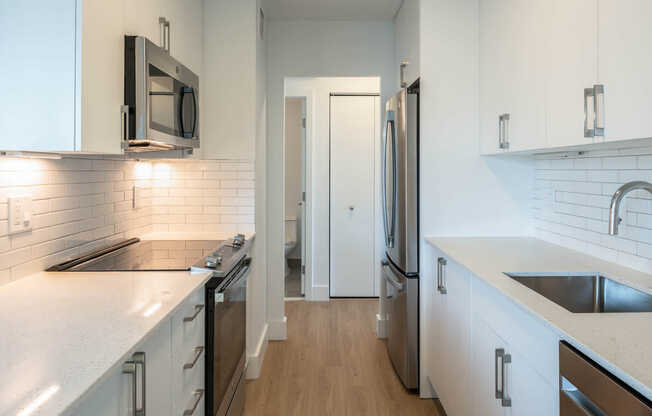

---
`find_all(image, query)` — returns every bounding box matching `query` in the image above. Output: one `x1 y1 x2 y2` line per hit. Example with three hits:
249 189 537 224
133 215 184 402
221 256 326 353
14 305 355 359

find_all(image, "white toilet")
284 204 301 277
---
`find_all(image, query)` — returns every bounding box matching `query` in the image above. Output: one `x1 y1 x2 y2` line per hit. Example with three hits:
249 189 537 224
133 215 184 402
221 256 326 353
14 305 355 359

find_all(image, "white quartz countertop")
0 270 213 415
425 236 652 401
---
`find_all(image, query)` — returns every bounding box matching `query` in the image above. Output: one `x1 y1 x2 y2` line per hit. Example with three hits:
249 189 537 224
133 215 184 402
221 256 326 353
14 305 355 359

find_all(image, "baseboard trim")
376 313 387 339
310 284 329 301
268 316 287 340
246 323 268 379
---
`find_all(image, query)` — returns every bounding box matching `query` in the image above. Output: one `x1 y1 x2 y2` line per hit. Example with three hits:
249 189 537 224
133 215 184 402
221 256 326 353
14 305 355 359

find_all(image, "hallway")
244 299 441 416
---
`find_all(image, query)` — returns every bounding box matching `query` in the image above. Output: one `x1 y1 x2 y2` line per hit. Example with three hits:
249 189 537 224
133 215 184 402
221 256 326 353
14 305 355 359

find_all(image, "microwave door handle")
190 87 197 138
179 87 197 139
179 88 188 137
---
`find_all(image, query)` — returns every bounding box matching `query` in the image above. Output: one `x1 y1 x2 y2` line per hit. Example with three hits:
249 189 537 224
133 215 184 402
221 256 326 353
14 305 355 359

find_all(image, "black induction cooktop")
47 239 223 272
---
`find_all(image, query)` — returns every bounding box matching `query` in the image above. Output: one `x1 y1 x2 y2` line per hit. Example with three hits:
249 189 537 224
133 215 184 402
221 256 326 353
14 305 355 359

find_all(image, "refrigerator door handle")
382 113 396 248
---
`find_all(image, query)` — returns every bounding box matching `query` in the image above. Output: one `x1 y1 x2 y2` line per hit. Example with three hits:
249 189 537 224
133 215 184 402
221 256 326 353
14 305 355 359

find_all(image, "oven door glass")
213 261 248 414
148 63 197 139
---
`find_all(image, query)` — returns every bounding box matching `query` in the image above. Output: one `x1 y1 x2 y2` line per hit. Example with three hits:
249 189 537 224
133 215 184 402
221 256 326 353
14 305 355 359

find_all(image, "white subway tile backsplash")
535 150 652 274
149 160 255 240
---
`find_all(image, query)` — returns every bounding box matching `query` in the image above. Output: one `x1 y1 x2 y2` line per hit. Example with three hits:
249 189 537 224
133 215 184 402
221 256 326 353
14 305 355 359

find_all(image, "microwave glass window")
148 64 197 138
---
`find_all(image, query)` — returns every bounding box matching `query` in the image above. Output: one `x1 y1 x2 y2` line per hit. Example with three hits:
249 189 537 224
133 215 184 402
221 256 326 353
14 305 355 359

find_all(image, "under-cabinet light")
0 151 62 160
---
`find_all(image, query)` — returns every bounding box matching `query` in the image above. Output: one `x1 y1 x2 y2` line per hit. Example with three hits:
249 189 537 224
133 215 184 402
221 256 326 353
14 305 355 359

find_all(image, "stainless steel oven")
124 36 199 152
205 256 250 416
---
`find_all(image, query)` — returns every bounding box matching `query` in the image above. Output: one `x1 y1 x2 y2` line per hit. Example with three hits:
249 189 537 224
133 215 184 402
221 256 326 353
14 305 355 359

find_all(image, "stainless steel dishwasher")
560 342 652 415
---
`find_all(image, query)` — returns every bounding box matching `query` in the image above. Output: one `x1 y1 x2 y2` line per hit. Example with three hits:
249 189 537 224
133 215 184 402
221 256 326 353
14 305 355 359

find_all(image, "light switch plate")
9 195 33 235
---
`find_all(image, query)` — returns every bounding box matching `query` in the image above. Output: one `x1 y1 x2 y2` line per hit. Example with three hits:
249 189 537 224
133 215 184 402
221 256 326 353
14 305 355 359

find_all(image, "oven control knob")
205 255 222 268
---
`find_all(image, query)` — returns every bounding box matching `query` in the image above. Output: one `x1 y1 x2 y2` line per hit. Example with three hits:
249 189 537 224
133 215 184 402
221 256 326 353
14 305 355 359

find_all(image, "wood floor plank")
244 299 441 416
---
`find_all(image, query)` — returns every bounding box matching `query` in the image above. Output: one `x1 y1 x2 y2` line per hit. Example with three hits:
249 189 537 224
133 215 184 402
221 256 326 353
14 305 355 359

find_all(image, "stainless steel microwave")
124 36 199 152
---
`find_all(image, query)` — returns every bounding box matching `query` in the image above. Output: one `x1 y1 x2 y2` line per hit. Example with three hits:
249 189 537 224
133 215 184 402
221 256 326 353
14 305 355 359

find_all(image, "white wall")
266 20 396 336
395 0 420 87
247 0 269 379
417 0 533 395
284 97 302 257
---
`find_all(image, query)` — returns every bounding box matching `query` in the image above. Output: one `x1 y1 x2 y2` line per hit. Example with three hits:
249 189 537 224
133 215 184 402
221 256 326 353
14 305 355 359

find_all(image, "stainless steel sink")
504 273 652 313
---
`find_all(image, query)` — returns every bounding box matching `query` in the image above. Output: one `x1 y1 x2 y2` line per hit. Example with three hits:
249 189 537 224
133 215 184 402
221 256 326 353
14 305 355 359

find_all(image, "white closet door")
330 95 378 297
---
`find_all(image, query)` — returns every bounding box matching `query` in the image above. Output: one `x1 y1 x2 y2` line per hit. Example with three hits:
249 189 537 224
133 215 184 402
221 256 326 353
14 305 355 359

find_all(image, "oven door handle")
218 257 252 293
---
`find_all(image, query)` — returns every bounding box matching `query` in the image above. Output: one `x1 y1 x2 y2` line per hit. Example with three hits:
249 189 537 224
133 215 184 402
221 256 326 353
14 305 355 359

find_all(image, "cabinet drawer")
174 353 205 416
172 287 205 366
472 276 560 387
172 287 206 416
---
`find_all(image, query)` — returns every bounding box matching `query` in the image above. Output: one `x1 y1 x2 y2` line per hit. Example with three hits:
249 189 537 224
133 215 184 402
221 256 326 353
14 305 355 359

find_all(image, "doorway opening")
284 97 307 298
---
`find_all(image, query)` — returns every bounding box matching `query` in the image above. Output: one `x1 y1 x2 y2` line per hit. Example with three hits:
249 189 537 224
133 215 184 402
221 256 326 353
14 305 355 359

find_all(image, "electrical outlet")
9 195 33 235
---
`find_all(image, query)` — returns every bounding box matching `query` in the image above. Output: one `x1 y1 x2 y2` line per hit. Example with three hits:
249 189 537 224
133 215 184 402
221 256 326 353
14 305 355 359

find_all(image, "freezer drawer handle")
382 262 404 291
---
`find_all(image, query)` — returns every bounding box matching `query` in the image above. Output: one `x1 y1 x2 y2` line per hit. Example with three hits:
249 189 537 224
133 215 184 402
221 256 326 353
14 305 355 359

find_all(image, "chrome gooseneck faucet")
609 181 652 235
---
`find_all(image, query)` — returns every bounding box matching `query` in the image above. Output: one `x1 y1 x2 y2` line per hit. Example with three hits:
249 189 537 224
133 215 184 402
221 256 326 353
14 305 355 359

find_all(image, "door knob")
349 206 354 211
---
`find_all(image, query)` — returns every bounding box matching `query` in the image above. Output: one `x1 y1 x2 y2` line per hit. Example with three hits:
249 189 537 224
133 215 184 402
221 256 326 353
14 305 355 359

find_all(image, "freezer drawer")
383 259 419 389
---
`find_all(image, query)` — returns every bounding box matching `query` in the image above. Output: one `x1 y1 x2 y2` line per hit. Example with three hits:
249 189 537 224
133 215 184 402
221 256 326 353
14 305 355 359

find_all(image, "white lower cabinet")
425 247 559 416
426 250 472 416
471 313 557 416
68 286 205 416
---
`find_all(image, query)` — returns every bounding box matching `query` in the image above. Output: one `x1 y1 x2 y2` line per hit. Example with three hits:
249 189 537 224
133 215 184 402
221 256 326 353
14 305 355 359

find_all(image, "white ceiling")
262 0 403 20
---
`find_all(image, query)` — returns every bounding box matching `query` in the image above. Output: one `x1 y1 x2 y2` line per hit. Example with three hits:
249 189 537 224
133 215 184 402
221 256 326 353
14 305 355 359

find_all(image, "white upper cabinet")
122 0 202 74
80 0 125 154
395 0 420 87
0 1 77 152
545 0 598 148
479 0 514 155
0 0 124 154
479 0 547 154
598 0 652 143
480 0 652 153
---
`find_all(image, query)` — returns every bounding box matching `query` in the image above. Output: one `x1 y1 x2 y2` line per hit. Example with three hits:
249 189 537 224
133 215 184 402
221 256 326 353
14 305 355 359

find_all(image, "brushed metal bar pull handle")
593 84 605 136
183 389 205 416
122 361 137 415
159 17 166 49
123 352 146 416
498 115 503 148
183 304 204 322
502 113 510 149
502 351 512 407
584 88 595 138
183 346 205 370
121 105 129 143
495 348 504 400
436 258 441 294
437 257 447 294
165 20 170 53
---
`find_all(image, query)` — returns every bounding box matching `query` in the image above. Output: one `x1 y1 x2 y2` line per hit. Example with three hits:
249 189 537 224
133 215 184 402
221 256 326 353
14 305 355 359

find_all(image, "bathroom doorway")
284 96 307 298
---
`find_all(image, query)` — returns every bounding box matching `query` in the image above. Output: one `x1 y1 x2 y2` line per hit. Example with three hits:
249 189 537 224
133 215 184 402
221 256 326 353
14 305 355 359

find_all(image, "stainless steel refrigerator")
382 79 419 390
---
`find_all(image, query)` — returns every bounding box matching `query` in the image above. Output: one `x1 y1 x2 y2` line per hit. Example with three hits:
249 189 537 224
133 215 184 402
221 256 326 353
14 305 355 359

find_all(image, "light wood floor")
244 299 441 416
